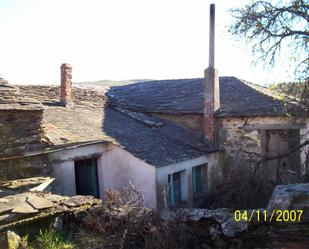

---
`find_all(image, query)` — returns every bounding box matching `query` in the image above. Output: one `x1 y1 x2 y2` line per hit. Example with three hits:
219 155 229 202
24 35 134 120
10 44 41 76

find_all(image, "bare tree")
229 0 309 82
229 1 309 181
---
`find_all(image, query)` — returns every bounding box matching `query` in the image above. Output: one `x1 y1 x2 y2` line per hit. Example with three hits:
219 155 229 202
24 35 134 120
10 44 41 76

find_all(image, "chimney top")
209 3 215 68
60 63 73 107
61 63 72 68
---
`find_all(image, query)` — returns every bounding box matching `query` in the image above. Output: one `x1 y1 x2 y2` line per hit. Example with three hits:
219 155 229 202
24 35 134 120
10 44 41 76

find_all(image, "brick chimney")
204 4 220 144
60 63 73 107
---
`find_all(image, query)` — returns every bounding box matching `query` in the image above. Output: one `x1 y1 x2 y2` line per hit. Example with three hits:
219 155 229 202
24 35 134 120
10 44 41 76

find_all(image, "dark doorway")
74 158 100 198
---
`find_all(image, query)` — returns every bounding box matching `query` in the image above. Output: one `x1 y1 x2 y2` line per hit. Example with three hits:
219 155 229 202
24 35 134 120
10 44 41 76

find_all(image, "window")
168 171 181 206
75 158 100 198
192 164 207 196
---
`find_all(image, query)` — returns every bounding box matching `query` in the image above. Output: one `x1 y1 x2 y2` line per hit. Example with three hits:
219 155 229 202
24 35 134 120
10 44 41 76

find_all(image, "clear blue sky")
0 0 295 85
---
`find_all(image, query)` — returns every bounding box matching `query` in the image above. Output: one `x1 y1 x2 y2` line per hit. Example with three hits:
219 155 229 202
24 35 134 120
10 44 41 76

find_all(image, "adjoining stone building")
107 76 308 182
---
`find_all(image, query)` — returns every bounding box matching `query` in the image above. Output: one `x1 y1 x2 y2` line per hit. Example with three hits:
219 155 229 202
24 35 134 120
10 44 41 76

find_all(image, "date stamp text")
234 209 303 222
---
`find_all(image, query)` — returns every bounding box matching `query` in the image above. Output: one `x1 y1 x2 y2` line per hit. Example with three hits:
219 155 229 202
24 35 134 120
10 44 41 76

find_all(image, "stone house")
0 62 307 209
108 76 308 180
0 68 220 209
0 5 308 209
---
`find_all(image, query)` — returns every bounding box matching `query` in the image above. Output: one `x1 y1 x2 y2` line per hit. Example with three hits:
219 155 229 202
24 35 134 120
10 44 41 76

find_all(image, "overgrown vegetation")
72 186 200 249
269 81 309 106
6 185 308 249
203 164 275 209
15 186 204 249
19 228 74 249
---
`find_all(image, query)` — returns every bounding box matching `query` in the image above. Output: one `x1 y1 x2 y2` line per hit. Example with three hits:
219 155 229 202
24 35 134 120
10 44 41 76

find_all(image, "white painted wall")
155 154 217 209
99 144 157 208
49 143 108 196
48 141 215 209
49 142 157 209
52 161 76 196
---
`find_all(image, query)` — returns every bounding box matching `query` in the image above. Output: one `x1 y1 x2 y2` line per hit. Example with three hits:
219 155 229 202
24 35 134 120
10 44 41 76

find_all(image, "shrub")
28 228 74 249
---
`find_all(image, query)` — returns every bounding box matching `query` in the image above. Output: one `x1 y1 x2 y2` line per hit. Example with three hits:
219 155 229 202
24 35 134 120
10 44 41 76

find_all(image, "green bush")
28 228 74 249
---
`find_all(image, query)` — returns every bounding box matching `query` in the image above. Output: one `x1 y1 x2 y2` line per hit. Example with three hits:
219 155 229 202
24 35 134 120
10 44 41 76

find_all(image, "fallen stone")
0 204 15 215
160 211 177 221
176 209 207 222
44 193 67 203
0 198 25 214
7 230 20 249
0 191 102 230
12 202 38 214
221 217 249 237
204 208 233 224
209 225 221 239
267 183 309 222
27 194 54 209
61 195 102 207
0 198 9 204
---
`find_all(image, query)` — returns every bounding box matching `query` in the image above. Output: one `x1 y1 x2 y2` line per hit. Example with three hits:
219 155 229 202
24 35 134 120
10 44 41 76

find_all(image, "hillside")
74 79 152 87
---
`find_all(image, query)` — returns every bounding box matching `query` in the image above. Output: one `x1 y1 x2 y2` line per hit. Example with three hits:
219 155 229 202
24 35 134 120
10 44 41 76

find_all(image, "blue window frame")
192 164 207 196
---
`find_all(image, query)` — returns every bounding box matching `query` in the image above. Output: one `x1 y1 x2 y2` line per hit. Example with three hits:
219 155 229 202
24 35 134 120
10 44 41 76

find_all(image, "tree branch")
243 139 309 163
262 140 309 162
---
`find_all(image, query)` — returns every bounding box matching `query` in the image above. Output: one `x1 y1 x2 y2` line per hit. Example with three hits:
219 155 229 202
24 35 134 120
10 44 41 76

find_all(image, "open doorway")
74 158 100 198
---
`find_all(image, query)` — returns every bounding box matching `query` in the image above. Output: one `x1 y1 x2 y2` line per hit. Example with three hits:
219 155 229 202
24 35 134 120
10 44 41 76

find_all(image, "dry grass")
203 166 275 209
72 184 201 249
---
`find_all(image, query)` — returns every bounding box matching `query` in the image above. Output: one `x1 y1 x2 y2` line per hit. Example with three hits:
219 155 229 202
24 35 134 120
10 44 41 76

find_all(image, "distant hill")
74 79 152 87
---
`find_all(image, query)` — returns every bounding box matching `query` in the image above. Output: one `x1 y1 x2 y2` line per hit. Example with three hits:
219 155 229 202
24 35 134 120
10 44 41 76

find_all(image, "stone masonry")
60 63 73 107
0 109 45 156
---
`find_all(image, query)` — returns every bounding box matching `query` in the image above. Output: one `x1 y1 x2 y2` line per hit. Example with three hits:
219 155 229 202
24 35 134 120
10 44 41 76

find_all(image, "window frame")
192 164 207 197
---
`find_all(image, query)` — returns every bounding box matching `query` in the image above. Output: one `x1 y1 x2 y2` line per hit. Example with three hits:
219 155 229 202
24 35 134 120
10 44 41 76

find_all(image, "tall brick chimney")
60 63 73 107
204 4 220 144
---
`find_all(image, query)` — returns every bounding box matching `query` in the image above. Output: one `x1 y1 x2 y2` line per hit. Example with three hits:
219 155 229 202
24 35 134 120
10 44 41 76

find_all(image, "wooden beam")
243 123 305 131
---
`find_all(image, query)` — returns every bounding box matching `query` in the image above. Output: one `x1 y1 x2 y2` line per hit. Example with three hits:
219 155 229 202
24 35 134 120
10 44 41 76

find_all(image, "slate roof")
0 191 101 230
107 77 303 117
0 82 42 110
4 85 215 167
4 75 300 166
0 177 54 197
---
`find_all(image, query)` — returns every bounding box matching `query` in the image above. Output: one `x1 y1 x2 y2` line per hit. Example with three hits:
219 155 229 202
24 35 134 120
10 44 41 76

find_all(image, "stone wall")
217 116 309 181
0 154 50 181
0 109 45 155
153 113 309 179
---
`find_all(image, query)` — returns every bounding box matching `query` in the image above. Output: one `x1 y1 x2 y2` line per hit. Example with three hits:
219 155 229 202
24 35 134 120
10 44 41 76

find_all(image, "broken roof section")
107 77 304 117
0 191 102 231
0 177 54 198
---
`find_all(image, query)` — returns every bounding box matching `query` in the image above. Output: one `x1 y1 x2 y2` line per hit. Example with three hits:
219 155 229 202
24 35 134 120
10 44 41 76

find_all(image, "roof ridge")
112 107 164 128
112 107 216 153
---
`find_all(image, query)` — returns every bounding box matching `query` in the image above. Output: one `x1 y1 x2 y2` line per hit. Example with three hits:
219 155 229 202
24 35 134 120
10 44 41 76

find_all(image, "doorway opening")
74 158 100 198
